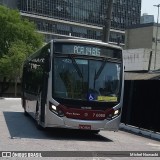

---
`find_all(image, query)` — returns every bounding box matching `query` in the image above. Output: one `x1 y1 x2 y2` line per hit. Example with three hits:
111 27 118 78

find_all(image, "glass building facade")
2 0 141 44
18 0 106 26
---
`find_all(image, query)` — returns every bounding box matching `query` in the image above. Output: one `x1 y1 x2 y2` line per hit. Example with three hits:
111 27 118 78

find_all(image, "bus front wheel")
91 130 100 134
22 99 28 116
35 102 44 130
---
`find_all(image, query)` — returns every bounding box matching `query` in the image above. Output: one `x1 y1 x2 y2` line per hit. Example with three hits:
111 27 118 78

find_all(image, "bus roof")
51 39 122 50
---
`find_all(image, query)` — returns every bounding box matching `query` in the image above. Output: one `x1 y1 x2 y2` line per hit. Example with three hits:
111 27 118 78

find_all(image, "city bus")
21 39 124 133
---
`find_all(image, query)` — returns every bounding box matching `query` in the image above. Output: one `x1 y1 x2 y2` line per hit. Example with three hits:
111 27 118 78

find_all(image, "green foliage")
0 5 43 57
0 5 43 77
0 5 44 96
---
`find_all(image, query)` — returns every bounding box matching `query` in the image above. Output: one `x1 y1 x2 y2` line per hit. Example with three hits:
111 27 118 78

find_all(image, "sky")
141 0 160 22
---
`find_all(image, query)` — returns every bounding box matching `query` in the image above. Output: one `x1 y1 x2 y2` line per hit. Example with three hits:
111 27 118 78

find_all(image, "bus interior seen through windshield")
53 55 121 103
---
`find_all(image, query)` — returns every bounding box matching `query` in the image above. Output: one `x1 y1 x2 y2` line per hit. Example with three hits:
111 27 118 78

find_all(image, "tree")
0 5 44 96
102 0 113 43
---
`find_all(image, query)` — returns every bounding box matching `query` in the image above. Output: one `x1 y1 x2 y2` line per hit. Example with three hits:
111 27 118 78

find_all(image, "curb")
119 123 160 141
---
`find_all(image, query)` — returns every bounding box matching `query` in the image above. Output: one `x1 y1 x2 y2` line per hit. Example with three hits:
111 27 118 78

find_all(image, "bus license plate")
79 125 91 130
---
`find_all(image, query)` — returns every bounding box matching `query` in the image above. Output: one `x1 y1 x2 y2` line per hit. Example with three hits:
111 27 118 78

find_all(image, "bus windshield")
53 56 121 102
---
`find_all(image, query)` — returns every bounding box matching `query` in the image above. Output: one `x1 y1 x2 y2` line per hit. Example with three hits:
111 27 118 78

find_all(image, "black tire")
22 99 29 116
35 101 44 130
24 110 29 116
91 130 100 134
36 122 44 130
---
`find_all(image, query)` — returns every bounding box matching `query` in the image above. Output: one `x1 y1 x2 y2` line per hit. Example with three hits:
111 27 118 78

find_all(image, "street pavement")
0 98 160 160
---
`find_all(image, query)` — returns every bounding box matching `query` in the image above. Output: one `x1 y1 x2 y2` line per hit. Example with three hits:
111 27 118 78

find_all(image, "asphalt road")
0 98 160 160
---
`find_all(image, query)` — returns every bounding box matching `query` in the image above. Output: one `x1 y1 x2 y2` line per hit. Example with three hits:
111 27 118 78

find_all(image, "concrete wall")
124 24 160 71
123 48 160 71
125 26 153 49
152 25 160 51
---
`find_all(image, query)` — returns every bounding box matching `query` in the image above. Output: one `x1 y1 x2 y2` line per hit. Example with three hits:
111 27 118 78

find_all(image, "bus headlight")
107 108 121 120
49 102 64 117
114 109 119 115
51 105 57 111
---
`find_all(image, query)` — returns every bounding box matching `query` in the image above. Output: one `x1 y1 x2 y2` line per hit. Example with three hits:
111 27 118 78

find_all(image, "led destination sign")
55 43 122 59
73 46 100 56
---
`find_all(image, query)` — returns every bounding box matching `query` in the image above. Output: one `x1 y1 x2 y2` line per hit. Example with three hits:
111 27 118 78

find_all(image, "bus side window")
44 50 51 73
23 63 43 95
23 43 51 95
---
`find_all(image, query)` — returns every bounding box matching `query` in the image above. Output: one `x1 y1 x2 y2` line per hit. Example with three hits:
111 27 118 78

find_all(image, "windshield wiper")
94 58 107 80
69 55 83 78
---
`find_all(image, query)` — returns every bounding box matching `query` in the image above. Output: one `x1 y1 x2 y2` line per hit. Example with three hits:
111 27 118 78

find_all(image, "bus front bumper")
46 111 121 131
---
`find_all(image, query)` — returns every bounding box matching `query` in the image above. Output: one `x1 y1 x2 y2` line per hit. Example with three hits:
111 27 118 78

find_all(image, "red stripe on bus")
57 104 114 120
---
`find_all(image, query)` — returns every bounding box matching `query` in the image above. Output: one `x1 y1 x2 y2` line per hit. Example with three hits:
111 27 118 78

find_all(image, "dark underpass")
121 80 160 132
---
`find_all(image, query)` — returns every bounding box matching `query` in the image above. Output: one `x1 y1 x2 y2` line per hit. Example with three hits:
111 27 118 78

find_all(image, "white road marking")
93 158 112 160
4 98 21 100
148 143 160 149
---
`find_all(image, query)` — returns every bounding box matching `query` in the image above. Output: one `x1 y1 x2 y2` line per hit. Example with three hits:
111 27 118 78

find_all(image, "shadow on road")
3 111 113 142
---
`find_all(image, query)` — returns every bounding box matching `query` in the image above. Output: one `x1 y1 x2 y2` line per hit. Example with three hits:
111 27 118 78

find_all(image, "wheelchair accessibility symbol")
88 94 95 101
